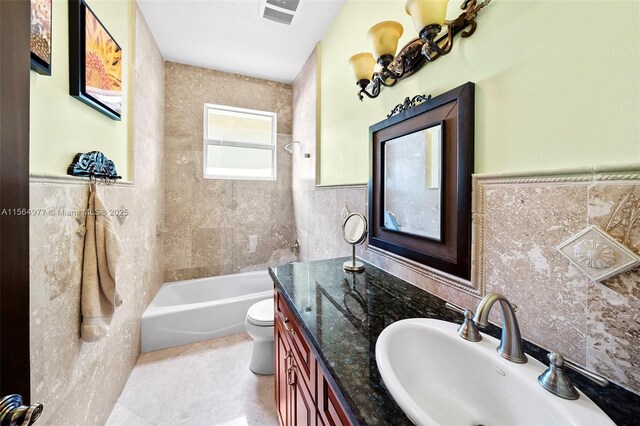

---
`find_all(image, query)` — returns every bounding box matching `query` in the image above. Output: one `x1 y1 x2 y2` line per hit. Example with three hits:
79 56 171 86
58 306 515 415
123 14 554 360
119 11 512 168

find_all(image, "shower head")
284 140 300 154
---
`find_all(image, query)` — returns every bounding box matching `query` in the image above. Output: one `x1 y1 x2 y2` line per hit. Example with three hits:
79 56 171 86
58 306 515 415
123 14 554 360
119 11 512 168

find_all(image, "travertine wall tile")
164 62 295 280
483 184 590 364
292 49 318 261
29 7 165 424
586 183 640 392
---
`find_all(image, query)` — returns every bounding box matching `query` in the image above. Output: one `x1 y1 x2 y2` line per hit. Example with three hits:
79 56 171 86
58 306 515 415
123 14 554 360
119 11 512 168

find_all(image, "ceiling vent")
260 0 301 26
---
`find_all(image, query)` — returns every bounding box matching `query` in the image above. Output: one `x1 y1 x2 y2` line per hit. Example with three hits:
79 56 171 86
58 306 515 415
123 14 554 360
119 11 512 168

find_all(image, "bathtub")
141 270 273 352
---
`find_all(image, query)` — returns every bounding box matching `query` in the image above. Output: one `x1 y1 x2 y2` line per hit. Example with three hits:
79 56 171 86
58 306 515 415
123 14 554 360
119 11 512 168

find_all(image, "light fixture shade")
367 21 404 60
405 0 449 33
348 52 376 82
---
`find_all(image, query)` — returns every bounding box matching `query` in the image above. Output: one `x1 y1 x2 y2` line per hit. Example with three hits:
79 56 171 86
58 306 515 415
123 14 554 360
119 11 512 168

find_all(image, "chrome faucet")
473 293 528 364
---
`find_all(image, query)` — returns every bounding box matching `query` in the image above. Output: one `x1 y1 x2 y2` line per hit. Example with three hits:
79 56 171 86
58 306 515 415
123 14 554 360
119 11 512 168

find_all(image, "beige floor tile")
106 333 278 426
105 403 151 426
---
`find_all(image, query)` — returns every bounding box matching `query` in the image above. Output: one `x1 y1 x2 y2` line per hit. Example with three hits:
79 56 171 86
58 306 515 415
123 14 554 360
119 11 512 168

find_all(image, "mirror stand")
344 245 365 273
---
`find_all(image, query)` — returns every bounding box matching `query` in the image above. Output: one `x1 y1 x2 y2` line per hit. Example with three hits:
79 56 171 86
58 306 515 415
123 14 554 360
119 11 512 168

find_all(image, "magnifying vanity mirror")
342 213 368 272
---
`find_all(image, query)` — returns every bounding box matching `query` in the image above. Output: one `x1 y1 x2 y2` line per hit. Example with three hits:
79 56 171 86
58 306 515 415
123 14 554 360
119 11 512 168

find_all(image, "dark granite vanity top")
269 257 640 426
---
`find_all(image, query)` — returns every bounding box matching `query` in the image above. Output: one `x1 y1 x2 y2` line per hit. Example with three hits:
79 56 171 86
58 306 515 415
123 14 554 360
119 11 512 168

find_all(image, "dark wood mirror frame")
368 82 474 280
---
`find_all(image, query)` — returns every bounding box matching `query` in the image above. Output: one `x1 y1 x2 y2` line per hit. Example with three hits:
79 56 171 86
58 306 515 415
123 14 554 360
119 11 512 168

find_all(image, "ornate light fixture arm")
357 81 381 101
423 0 489 60
352 0 490 101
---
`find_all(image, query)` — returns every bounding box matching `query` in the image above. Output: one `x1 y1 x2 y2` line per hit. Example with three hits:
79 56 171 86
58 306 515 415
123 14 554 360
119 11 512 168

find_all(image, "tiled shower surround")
163 62 296 282
292 50 640 395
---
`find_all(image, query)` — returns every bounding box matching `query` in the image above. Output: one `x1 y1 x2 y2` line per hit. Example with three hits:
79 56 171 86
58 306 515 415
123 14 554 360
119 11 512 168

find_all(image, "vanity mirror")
343 213 368 273
369 82 474 280
384 122 443 241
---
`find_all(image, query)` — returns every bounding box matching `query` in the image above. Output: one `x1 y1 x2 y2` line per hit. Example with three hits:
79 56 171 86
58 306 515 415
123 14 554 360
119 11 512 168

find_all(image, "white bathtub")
141 270 273 352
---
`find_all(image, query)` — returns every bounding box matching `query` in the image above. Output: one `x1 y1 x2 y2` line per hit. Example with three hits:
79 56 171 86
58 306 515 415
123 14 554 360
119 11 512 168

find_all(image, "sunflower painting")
84 6 122 115
69 0 122 120
30 0 52 75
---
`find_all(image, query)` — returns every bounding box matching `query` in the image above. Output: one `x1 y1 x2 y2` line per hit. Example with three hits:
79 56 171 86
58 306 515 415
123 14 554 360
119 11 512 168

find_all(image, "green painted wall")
319 0 640 185
30 0 133 180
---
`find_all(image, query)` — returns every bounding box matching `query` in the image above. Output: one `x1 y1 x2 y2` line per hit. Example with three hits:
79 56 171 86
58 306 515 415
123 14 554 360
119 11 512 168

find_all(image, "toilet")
245 298 275 375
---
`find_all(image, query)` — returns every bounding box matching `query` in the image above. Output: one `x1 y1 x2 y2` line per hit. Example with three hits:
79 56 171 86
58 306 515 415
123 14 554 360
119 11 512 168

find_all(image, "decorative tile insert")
557 225 640 282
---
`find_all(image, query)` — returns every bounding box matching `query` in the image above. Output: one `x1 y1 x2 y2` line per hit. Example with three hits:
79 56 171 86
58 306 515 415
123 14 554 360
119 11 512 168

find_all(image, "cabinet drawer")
275 288 287 320
275 290 313 386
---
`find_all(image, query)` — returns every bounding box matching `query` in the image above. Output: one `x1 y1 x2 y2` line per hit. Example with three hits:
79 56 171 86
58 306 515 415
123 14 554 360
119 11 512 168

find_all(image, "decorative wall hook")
67 151 122 183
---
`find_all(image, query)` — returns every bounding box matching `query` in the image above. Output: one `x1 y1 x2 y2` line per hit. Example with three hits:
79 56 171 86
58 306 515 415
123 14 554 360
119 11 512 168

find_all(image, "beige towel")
81 183 123 342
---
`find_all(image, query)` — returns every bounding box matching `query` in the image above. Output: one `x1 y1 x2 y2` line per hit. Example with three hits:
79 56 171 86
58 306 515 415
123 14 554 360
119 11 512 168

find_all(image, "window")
203 104 277 180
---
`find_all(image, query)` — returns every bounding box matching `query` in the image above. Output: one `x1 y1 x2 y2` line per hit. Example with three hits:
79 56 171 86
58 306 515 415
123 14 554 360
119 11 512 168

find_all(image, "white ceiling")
137 0 345 84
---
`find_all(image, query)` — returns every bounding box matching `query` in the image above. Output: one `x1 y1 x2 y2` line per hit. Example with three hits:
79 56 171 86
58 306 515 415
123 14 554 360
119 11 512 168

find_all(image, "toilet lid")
247 298 274 326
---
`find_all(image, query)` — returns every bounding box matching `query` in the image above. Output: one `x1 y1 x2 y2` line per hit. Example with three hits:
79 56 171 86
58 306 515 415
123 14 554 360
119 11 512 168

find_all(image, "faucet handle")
445 302 465 315
538 352 608 400
445 303 482 342
554 353 609 387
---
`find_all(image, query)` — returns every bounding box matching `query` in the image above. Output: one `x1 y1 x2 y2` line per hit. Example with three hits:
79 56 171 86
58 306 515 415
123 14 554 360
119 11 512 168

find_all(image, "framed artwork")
69 0 122 120
30 0 53 75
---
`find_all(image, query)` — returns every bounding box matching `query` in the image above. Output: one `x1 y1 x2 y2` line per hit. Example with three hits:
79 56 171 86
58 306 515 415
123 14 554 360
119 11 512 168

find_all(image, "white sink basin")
375 319 615 426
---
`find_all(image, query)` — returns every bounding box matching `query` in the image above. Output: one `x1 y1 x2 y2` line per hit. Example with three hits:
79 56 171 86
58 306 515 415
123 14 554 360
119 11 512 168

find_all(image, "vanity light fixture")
348 0 490 101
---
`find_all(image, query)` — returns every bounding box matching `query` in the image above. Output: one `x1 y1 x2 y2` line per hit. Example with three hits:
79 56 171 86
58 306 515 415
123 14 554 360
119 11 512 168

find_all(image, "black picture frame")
68 0 122 121
30 0 53 75
369 82 475 280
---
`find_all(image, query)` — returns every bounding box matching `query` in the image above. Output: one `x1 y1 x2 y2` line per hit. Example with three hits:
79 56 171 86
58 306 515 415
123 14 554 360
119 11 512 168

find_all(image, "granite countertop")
269 257 640 426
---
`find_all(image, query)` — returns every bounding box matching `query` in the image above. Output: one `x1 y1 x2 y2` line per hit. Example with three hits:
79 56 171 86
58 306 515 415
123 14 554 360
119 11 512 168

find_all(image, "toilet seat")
247 299 274 327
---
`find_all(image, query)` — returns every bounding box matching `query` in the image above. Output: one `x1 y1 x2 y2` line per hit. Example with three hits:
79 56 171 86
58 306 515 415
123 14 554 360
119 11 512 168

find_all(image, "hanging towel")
81 182 123 342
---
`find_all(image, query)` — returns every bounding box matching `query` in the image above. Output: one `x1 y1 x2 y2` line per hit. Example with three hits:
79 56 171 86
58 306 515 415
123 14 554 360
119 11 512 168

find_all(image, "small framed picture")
30 0 53 75
69 0 123 120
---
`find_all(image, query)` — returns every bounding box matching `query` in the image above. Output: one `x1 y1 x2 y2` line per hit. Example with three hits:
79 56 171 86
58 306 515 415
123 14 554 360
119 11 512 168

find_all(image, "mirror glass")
383 123 442 240
343 214 367 245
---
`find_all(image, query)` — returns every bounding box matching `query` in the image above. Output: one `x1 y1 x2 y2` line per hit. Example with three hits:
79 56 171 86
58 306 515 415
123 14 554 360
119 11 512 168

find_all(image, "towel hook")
67 151 123 183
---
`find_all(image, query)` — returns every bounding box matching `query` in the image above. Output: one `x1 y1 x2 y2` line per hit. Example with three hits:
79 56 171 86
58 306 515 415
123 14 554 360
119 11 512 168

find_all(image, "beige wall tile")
586 183 640 392
483 184 590 364
29 7 166 424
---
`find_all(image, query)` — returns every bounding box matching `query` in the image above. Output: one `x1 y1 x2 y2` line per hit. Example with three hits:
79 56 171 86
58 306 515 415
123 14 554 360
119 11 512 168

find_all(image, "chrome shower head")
284 140 300 153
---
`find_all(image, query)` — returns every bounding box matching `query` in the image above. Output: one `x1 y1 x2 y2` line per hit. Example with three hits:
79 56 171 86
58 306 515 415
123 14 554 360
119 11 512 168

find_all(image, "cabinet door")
275 319 291 426
317 368 352 426
290 362 316 426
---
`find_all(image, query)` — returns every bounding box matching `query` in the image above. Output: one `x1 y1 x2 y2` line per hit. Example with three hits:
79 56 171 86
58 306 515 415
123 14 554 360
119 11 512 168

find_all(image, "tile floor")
106 333 278 426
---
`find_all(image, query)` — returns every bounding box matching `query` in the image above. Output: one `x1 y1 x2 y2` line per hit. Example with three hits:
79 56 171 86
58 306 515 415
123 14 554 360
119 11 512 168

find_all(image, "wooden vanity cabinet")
274 289 353 426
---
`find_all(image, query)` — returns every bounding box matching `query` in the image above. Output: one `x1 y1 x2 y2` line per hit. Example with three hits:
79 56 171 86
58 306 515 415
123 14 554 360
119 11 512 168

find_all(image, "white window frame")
203 103 277 181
